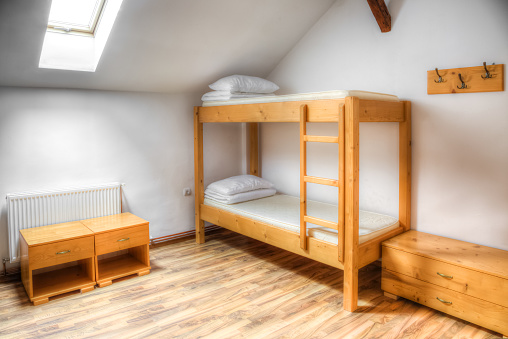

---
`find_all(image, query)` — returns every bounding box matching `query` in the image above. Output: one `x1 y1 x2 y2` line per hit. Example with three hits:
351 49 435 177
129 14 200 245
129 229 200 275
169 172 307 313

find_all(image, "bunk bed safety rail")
299 104 346 262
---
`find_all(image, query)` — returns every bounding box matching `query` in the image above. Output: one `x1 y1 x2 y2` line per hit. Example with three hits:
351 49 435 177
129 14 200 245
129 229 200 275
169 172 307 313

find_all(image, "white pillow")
206 175 274 195
209 75 279 94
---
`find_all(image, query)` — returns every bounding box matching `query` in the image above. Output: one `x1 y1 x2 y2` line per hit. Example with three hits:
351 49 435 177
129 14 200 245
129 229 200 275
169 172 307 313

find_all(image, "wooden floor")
0 229 502 339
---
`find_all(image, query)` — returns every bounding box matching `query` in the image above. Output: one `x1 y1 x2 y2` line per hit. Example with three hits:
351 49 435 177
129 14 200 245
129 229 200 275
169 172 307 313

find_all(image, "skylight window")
48 0 106 35
39 0 123 72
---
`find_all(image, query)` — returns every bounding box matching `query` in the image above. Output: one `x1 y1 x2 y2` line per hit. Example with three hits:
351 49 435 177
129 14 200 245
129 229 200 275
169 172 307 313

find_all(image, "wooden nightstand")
81 212 151 287
382 230 508 337
20 221 96 305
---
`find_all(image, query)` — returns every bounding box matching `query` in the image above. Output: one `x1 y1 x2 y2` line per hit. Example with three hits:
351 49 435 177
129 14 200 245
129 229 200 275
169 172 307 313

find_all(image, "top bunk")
197 90 407 123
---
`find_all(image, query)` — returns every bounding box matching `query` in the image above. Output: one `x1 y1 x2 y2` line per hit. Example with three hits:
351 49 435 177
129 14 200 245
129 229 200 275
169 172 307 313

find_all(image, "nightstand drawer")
382 269 508 336
29 236 95 270
95 224 149 255
382 246 508 308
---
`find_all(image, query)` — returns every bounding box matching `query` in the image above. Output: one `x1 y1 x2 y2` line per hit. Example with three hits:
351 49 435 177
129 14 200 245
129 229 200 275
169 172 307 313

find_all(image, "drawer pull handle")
436 297 453 305
56 250 71 255
117 237 130 242
437 272 453 279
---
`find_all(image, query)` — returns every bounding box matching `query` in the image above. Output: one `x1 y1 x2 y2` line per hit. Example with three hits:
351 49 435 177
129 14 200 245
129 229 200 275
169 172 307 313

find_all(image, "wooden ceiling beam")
366 0 391 33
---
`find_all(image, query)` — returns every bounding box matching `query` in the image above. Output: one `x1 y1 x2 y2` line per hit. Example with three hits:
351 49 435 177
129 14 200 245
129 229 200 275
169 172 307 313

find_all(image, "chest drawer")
382 269 508 336
95 224 149 255
382 246 508 308
29 236 95 270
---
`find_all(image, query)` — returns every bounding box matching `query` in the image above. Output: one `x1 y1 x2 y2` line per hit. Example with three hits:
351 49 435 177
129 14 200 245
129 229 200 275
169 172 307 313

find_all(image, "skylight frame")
47 0 107 36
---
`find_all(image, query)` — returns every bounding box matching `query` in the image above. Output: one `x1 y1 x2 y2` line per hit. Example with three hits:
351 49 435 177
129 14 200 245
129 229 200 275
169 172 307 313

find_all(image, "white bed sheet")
202 90 399 107
204 194 399 245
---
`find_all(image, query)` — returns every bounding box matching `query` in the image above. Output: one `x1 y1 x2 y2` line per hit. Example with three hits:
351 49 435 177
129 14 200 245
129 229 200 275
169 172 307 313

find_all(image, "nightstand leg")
137 269 150 277
98 280 112 288
384 291 400 300
81 286 95 294
32 297 49 306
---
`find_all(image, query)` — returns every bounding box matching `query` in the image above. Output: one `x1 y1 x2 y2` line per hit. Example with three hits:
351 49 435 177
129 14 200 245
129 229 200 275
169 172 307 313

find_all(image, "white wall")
264 0 508 249
0 87 242 263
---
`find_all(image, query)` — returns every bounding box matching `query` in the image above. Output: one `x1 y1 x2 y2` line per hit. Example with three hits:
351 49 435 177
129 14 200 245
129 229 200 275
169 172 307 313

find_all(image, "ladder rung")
303 135 339 143
304 176 339 187
304 216 339 230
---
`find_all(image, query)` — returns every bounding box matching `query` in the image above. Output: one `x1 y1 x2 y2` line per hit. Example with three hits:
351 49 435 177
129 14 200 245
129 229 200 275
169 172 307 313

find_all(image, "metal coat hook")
457 73 467 89
481 62 493 79
434 68 444 83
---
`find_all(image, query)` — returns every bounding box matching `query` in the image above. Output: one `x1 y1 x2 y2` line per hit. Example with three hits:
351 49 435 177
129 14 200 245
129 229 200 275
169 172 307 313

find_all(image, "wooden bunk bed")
194 93 411 312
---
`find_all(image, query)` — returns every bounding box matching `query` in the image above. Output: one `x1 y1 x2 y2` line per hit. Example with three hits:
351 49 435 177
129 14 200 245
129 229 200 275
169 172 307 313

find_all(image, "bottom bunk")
200 194 404 269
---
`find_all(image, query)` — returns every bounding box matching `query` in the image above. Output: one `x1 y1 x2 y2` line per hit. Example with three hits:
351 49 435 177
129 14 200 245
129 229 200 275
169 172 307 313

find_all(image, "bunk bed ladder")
299 104 346 262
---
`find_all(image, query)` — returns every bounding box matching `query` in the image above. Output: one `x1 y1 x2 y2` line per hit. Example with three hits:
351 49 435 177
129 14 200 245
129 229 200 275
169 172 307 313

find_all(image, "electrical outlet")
183 188 192 196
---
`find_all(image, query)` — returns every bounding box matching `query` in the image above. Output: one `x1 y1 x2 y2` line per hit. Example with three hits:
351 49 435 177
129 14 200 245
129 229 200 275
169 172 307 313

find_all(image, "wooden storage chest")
382 230 508 337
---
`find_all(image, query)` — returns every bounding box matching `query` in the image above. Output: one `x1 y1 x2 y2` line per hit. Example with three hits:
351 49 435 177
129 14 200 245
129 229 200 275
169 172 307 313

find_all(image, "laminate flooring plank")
365 301 430 339
265 308 337 339
0 229 501 339
320 301 396 338
452 324 500 339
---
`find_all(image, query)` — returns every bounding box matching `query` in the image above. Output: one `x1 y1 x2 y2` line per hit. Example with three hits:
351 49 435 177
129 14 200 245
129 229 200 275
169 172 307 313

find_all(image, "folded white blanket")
205 188 277 204
202 91 275 102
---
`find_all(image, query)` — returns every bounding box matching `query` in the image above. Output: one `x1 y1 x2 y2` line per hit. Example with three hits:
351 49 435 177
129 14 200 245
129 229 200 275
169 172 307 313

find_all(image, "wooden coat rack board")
427 63 504 95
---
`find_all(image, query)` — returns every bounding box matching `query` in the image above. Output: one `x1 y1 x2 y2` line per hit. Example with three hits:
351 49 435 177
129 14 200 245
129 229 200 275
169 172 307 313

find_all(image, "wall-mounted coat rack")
427 62 504 94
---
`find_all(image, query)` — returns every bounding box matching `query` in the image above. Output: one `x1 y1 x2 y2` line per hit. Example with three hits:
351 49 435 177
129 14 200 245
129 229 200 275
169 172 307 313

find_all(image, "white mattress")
204 194 399 245
202 90 399 107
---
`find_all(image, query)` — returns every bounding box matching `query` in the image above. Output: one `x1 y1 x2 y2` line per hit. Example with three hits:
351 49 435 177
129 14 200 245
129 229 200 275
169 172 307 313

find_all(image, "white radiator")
6 182 123 263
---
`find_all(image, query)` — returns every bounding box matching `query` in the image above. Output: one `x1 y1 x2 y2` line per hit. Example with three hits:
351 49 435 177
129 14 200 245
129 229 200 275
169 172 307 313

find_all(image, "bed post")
248 123 260 176
299 105 308 250
344 97 360 312
194 107 205 243
399 101 412 231
338 104 345 262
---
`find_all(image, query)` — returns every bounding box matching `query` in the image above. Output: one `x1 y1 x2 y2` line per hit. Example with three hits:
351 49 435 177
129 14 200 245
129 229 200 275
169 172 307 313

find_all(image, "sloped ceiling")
0 0 335 93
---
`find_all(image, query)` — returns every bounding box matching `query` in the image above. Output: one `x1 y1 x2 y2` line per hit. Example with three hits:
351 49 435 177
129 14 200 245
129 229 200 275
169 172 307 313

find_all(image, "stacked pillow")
201 75 279 102
204 175 276 204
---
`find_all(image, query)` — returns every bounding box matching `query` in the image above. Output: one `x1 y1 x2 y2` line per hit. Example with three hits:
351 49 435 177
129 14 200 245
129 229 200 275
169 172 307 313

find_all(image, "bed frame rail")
200 204 345 269
198 99 404 123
